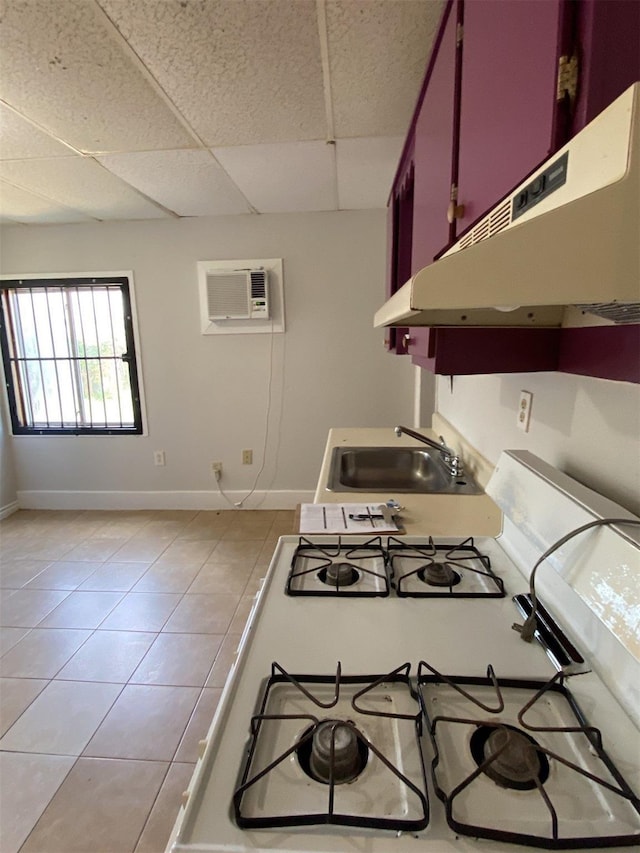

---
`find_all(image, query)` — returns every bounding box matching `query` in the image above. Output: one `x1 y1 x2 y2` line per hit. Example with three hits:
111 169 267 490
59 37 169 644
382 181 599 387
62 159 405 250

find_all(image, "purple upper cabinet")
572 0 640 135
455 0 564 234
405 0 459 365
384 141 414 354
411 0 458 274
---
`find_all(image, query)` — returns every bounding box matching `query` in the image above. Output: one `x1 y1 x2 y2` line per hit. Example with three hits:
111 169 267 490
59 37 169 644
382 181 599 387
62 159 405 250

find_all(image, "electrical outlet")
517 391 533 432
242 449 253 465
211 461 222 478
153 450 166 466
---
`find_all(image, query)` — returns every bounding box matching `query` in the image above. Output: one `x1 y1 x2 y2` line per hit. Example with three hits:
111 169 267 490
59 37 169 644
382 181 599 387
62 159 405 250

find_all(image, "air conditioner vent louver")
205 269 269 321
250 270 266 299
578 302 640 324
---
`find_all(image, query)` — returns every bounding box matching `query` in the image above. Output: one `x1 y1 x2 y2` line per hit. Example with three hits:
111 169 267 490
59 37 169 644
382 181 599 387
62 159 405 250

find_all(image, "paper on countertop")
299 503 402 534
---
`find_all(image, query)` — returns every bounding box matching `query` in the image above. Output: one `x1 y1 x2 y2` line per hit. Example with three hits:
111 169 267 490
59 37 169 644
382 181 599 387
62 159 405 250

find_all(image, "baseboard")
15 490 315 511
0 500 19 520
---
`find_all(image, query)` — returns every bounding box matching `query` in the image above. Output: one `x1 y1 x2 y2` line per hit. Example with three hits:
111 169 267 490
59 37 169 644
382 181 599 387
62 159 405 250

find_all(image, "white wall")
0 210 416 509
436 372 640 515
0 401 18 516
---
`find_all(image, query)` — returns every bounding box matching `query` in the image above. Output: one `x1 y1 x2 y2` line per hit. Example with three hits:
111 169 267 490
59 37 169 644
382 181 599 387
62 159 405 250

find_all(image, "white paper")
299 504 401 534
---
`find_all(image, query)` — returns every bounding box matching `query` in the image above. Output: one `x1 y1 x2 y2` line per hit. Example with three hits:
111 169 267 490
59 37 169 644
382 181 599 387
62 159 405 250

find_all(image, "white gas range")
168 451 640 852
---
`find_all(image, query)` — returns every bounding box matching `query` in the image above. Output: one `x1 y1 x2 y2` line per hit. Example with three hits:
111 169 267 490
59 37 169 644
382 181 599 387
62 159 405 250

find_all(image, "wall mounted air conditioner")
205 269 269 321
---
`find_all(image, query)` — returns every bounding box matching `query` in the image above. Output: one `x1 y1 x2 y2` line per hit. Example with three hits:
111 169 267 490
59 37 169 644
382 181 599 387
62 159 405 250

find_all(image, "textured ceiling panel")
336 136 404 209
0 181 94 224
0 104 76 160
327 0 443 138
0 0 195 154
0 0 435 223
97 0 327 146
212 141 337 213
97 149 251 216
0 157 169 220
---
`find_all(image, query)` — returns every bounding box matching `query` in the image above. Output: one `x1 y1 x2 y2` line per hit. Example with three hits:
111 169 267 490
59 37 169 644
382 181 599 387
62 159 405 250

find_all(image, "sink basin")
326 446 482 495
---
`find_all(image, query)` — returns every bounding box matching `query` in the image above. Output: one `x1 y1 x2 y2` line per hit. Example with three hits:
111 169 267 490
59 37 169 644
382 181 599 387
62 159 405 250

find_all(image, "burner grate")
286 536 390 596
233 661 429 831
418 660 640 848
387 536 505 598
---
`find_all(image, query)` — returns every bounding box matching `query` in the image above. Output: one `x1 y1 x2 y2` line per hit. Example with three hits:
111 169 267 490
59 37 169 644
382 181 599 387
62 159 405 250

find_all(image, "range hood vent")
374 83 640 330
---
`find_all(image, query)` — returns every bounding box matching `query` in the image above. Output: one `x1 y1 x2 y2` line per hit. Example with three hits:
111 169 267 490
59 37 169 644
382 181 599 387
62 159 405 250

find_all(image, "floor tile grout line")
130 759 174 853
0 509 295 852
14 751 81 853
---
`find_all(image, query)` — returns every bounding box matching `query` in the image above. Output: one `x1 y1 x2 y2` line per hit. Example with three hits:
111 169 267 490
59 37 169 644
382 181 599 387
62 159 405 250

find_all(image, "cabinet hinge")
456 23 463 45
557 54 579 102
450 184 458 202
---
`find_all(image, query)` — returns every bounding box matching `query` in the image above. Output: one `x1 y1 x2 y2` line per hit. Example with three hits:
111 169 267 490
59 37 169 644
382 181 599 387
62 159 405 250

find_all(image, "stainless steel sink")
326 446 482 494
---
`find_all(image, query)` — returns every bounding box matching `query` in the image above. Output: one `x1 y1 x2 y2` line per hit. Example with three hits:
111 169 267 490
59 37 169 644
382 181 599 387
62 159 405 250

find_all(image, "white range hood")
374 83 640 329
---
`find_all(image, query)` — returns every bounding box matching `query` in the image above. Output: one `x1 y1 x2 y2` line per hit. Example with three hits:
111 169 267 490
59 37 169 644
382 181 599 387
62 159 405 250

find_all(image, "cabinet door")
572 0 640 134
384 146 414 354
411 0 458 274
455 0 564 233
405 0 459 364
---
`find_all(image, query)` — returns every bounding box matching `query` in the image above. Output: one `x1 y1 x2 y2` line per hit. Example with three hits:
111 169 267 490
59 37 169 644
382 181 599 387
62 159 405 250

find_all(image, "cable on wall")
214 319 281 509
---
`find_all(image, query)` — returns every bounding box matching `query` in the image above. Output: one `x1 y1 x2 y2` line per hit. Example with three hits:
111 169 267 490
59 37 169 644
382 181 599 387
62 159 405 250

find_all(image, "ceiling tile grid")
0 104 77 160
0 0 439 225
0 0 195 155
97 0 328 147
326 0 443 138
97 149 252 217
0 181 95 225
0 157 170 220
212 140 337 213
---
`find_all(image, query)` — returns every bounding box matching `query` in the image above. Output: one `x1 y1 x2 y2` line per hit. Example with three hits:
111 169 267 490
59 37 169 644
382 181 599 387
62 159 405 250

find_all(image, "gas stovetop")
229 658 640 847
168 452 640 853
418 660 640 849
285 534 505 598
234 662 428 832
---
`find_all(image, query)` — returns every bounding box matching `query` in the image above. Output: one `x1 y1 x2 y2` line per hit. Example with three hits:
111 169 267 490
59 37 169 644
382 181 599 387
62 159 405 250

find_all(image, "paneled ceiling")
0 0 443 226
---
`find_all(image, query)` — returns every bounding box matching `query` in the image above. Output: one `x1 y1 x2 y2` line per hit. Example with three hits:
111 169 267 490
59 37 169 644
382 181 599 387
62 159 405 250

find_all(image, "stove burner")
417 560 461 587
470 724 550 790
297 720 369 785
318 561 360 587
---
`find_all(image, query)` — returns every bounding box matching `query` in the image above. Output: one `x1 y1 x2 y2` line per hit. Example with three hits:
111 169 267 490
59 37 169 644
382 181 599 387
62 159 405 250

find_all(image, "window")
0 276 143 435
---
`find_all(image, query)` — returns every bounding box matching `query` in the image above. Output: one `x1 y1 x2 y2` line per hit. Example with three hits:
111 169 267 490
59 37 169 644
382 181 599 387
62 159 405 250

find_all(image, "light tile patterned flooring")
0 508 294 853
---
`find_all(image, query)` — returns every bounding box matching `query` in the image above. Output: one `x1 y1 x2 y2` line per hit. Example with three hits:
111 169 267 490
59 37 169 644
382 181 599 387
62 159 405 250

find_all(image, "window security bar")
0 276 142 435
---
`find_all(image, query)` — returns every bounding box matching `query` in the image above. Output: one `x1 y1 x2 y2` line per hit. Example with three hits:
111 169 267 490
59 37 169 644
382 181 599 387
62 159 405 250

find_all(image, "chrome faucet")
394 425 464 478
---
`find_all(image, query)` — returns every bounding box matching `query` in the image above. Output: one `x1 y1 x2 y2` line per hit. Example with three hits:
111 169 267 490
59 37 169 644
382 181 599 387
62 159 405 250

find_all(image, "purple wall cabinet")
384 142 414 354
455 0 564 234
407 0 567 376
404 0 459 368
572 0 640 136
410 0 458 275
384 0 640 381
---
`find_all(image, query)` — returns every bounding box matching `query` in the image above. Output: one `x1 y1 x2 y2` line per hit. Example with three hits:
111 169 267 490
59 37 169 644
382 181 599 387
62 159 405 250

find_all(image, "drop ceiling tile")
336 136 404 209
212 141 337 213
97 0 326 146
0 105 75 160
0 181 94 225
0 158 169 220
0 0 194 154
327 0 444 138
97 149 250 216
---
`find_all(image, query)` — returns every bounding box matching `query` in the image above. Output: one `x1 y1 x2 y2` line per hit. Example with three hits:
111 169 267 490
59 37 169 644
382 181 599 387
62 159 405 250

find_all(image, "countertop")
313 425 502 537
